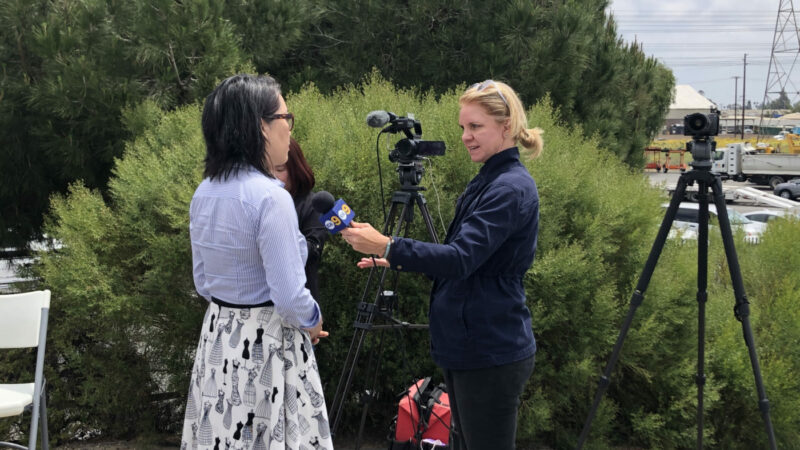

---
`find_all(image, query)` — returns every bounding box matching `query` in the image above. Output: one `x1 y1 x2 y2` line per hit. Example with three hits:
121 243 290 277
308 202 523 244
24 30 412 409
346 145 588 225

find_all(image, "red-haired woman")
273 138 329 302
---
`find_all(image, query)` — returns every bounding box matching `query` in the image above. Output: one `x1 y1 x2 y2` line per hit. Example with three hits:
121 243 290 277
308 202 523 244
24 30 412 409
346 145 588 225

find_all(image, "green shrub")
705 218 800 448
11 74 799 448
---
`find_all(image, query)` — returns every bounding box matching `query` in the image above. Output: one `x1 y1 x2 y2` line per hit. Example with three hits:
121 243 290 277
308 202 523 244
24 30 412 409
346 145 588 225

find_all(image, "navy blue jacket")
293 191 329 302
389 147 538 369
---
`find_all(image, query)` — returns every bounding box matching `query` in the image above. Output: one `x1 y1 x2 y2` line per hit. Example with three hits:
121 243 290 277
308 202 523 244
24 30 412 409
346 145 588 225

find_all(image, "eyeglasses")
469 80 509 109
265 112 294 131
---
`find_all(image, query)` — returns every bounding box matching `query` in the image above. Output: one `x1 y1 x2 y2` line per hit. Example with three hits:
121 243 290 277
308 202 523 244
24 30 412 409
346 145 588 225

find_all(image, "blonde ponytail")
518 127 543 159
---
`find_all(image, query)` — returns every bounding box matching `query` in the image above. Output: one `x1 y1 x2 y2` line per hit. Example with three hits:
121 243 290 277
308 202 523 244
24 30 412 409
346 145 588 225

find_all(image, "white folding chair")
0 290 50 450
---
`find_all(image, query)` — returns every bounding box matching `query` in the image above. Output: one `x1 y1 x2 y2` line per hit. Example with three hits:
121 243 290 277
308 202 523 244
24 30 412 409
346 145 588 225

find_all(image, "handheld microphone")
366 110 398 128
311 191 335 214
312 191 355 234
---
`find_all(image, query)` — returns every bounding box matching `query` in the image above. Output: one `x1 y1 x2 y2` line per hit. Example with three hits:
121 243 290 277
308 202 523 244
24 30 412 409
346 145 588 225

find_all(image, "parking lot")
646 171 787 214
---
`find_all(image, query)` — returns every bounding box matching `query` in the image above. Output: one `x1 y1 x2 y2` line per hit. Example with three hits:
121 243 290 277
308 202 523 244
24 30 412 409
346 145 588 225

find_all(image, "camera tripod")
328 181 440 448
576 161 777 449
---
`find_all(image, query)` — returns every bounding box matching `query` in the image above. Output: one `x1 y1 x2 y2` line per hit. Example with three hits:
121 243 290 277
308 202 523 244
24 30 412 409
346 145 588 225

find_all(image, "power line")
605 2 782 106
759 0 800 130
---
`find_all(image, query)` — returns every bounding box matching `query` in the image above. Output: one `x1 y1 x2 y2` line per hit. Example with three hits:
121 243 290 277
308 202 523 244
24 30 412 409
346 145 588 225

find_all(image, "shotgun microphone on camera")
366 110 398 128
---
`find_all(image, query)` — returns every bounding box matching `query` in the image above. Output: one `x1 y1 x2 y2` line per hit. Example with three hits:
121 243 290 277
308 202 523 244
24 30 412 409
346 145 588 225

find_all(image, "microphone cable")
425 158 448 234
375 130 388 226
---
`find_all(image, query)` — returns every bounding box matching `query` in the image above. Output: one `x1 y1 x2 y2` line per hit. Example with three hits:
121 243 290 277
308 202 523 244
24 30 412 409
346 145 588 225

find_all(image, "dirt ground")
53 434 388 449
55 442 172 449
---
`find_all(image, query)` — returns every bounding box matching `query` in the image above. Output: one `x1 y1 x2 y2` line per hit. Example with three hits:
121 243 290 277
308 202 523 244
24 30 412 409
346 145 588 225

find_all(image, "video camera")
684 110 720 137
366 110 446 185
683 109 720 168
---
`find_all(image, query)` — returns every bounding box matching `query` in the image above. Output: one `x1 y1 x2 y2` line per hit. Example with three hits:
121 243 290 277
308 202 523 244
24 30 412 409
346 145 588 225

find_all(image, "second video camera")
684 110 720 137
683 109 720 167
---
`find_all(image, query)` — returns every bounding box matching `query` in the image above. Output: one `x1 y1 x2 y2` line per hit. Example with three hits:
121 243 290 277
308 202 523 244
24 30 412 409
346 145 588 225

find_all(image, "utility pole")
742 53 748 139
733 76 740 134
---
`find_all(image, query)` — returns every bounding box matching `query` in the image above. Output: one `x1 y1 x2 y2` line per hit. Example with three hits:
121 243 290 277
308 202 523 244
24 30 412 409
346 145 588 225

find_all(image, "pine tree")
0 0 250 248
766 91 789 110
1 0 675 248
266 0 673 168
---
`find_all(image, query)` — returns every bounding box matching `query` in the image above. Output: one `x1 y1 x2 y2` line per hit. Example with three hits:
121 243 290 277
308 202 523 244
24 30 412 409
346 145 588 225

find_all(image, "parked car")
744 210 784 223
743 208 800 223
661 202 766 244
744 128 754 134
773 178 800 199
773 130 791 140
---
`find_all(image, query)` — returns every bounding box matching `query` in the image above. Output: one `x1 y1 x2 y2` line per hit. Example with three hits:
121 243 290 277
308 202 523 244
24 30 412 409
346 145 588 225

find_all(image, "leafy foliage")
16 105 207 439
269 0 674 168
706 218 800 448
8 77 797 448
0 0 673 249
0 0 250 248
765 90 792 110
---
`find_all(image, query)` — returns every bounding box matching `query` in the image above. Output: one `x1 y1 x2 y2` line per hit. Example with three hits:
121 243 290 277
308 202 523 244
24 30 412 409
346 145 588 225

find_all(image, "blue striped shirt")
189 167 321 329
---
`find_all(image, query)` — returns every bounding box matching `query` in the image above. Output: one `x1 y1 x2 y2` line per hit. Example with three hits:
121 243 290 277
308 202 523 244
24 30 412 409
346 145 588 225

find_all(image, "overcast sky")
607 0 798 109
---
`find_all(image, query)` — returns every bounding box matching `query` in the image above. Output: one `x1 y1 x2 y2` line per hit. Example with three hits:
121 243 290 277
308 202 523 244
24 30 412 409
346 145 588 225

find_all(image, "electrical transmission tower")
759 0 800 133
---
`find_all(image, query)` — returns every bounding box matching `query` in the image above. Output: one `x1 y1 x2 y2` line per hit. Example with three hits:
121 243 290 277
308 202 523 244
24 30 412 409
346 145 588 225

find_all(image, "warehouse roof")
670 85 717 110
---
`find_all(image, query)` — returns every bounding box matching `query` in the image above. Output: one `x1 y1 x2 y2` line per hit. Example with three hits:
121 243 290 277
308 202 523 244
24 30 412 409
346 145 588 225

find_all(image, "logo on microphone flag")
319 199 354 233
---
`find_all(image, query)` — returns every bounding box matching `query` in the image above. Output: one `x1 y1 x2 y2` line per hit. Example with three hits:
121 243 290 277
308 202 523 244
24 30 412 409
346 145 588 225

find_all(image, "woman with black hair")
273 138 329 302
181 74 332 449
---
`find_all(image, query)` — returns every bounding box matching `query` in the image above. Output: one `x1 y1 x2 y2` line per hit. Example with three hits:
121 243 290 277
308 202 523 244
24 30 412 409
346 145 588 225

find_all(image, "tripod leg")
696 182 709 449
329 326 368 436
330 188 440 441
576 175 691 449
328 198 412 436
353 330 390 450
352 192 438 446
354 209 418 448
415 193 440 244
710 178 777 450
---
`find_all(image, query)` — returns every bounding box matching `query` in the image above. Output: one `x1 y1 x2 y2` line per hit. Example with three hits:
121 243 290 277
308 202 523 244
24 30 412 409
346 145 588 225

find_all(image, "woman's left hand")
304 318 329 345
311 330 329 346
356 257 389 269
340 221 390 256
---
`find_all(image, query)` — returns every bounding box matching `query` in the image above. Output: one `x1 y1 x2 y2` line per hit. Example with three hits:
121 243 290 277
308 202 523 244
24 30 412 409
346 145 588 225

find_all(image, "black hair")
201 74 282 181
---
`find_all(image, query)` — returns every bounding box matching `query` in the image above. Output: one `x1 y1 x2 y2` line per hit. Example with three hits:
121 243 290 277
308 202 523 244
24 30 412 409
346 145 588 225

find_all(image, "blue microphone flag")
318 198 355 233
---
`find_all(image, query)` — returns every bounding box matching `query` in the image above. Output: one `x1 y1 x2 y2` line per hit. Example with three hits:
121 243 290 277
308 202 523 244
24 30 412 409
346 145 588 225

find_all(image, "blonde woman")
341 80 542 450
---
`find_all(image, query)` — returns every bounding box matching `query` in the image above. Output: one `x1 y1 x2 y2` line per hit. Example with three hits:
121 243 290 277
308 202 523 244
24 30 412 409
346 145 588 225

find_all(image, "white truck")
712 142 800 188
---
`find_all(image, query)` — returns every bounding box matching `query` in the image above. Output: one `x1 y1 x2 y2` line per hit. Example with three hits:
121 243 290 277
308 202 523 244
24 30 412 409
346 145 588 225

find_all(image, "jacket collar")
478 146 520 179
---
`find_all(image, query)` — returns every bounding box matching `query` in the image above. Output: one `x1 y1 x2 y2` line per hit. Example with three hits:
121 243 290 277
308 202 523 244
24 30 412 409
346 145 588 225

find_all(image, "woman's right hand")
340 221 390 256
356 257 389 269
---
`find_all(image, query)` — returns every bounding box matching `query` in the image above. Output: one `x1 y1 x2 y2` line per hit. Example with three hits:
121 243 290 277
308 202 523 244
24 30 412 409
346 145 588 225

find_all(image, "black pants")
442 355 535 450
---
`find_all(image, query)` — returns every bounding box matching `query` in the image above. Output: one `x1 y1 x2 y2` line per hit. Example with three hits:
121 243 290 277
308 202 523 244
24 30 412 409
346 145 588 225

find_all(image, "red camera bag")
390 377 450 449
